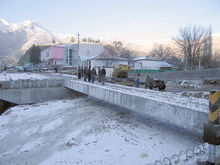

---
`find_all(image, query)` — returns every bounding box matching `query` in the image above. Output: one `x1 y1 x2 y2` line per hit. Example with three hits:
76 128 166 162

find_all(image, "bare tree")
113 41 123 54
70 37 75 43
149 44 174 60
173 25 206 70
52 38 56 44
201 26 213 68
104 41 135 60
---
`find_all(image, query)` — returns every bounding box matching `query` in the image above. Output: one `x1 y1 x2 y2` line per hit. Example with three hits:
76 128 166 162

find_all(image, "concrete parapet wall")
65 80 208 133
0 79 64 89
128 68 220 81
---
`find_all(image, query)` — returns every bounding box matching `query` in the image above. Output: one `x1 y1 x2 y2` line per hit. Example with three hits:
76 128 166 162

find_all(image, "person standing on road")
84 67 88 81
101 66 106 85
145 76 150 88
88 66 91 82
135 74 140 88
91 67 97 83
81 66 84 80
98 67 101 82
77 66 81 79
54 65 58 73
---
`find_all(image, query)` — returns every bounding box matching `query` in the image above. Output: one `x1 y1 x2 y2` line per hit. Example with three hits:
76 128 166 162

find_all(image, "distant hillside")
0 18 73 64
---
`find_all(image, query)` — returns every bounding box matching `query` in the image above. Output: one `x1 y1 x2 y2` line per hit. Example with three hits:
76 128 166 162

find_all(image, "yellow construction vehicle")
112 64 134 86
112 64 130 78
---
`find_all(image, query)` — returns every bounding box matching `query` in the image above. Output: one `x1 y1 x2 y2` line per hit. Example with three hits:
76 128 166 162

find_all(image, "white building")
132 56 173 71
88 54 128 77
64 43 105 67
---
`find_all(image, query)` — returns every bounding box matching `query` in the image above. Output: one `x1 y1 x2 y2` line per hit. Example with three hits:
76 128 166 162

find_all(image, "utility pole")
77 33 80 45
77 33 80 66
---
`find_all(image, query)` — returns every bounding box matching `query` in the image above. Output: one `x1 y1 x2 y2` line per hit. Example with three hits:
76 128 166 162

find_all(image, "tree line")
104 24 219 70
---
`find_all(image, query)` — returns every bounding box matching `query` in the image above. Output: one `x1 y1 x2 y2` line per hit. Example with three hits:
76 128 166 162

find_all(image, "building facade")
132 56 173 71
63 43 105 67
41 43 105 68
40 46 65 66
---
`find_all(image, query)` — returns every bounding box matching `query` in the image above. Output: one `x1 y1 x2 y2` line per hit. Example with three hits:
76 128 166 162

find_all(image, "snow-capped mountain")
0 18 73 64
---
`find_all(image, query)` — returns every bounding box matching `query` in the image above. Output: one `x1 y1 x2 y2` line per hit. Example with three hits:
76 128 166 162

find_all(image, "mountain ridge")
0 18 73 64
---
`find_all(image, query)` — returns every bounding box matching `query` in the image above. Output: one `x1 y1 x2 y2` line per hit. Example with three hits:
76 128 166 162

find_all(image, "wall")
79 44 104 59
0 79 78 104
128 68 220 81
51 46 64 59
41 47 52 64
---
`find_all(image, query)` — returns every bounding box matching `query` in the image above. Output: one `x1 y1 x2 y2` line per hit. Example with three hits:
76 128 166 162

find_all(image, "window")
69 49 73 65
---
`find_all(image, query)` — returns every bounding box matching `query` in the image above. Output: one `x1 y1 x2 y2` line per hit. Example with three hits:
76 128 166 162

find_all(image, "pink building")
41 46 65 66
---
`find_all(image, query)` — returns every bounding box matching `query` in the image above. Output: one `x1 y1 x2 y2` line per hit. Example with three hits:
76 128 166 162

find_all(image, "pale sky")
0 0 219 46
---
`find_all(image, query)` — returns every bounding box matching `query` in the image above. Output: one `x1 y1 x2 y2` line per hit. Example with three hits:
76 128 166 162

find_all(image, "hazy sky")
0 0 219 46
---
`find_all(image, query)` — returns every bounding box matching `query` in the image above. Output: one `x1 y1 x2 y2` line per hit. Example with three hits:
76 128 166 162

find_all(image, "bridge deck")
65 79 209 133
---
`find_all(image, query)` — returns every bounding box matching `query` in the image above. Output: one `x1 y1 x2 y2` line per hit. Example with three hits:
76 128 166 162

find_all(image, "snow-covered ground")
0 72 219 164
0 73 49 81
1 97 218 165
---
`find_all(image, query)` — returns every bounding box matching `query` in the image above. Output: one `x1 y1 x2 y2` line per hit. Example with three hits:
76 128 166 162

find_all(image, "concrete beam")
0 87 76 104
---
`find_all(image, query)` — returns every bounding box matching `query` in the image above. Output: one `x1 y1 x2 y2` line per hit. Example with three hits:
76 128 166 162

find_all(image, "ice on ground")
0 128 9 140
0 115 10 126
19 138 43 152
40 118 63 133
0 97 208 165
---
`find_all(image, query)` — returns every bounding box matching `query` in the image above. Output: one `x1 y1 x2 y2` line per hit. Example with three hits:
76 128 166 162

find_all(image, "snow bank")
0 73 49 81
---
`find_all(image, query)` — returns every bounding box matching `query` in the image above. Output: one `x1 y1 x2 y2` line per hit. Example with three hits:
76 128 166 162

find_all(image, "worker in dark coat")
84 67 88 81
88 66 91 82
98 68 101 82
145 76 153 89
145 76 151 88
81 67 84 79
91 67 97 83
101 66 106 85
78 66 81 79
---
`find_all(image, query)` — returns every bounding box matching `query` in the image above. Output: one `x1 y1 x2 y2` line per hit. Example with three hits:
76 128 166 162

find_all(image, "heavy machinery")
111 64 134 86
112 64 130 78
112 64 166 90
145 77 166 91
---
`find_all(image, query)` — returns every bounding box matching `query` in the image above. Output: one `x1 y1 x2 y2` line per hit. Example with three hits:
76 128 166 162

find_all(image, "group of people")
77 66 106 85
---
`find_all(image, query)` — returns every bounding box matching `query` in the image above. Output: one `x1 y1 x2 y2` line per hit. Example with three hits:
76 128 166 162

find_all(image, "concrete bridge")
0 74 76 104
64 79 209 133
0 73 209 133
